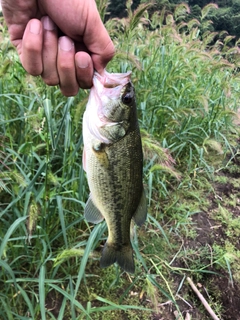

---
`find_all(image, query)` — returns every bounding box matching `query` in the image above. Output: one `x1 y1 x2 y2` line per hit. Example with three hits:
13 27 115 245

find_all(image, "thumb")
91 40 115 74
82 3 115 73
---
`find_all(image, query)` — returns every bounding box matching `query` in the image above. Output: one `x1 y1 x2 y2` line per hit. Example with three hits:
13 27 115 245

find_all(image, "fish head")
83 70 136 144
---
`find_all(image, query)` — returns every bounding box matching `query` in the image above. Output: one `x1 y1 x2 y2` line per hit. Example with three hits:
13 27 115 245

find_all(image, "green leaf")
0 216 27 259
39 265 46 320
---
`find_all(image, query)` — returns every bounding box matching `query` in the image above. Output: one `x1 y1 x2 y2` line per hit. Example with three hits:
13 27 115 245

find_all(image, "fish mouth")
94 71 132 89
104 121 124 127
85 70 134 144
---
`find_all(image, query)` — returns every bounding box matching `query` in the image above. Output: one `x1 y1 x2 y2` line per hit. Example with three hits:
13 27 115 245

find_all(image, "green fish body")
83 70 147 273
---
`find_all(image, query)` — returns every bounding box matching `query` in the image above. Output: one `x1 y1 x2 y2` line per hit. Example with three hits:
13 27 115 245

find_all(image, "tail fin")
100 242 135 273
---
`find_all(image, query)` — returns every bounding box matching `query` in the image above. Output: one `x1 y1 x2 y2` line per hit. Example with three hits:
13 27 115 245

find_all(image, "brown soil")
152 153 240 320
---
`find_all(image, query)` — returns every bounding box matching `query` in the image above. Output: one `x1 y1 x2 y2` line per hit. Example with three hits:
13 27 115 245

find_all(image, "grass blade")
0 260 16 285
16 284 35 319
56 195 68 248
48 283 88 315
39 265 46 320
44 99 55 150
148 214 171 247
94 295 152 312
0 216 27 259
74 223 105 297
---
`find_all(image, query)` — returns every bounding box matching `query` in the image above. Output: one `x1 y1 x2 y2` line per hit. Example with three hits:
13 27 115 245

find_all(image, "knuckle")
42 75 59 86
78 81 92 89
24 40 41 54
58 60 73 72
60 86 79 97
44 78 59 86
22 61 42 76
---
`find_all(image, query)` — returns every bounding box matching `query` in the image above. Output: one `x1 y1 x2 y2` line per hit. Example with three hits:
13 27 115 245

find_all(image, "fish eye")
122 92 133 104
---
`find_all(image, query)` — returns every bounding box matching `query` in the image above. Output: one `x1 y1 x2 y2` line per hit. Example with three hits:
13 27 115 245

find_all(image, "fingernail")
30 20 41 35
59 37 74 52
42 16 55 31
77 61 89 69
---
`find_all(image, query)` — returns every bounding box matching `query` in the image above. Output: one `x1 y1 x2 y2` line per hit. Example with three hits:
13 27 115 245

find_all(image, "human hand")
1 0 115 96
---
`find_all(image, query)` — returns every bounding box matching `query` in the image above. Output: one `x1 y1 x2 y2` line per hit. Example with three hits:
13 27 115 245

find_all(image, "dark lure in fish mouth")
83 70 147 273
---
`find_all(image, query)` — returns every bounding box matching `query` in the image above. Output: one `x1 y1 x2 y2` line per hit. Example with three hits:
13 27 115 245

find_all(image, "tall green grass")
107 3 239 165
1 1 240 318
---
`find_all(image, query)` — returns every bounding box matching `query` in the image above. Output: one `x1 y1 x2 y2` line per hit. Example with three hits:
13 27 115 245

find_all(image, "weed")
1 2 240 319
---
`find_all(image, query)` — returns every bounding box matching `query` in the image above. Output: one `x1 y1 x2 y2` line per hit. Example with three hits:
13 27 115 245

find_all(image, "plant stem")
187 277 220 320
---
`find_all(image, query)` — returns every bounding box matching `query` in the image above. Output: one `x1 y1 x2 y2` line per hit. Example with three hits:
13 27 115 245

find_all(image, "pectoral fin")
133 189 147 226
84 195 104 224
92 140 109 168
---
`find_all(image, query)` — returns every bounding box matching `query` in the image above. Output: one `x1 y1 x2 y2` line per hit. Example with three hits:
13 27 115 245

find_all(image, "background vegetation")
1 0 240 319
107 0 240 40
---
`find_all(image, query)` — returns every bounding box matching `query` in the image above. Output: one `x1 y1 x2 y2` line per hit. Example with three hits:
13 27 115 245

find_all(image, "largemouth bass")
83 70 147 273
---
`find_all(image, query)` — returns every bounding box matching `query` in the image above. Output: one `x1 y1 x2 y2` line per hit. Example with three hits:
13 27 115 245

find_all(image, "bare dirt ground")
156 152 240 320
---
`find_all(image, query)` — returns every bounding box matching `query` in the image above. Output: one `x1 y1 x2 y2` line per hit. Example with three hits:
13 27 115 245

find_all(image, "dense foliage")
108 0 240 39
107 0 141 18
1 1 240 319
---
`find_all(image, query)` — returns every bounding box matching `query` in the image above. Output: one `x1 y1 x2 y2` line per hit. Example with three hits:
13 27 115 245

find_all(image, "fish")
82 70 147 273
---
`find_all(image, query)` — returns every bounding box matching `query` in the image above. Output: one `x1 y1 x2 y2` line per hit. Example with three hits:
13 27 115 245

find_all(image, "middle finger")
57 36 79 96
41 16 59 86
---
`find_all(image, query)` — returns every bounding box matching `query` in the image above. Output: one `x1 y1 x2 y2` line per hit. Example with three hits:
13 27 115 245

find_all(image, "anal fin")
133 188 147 226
